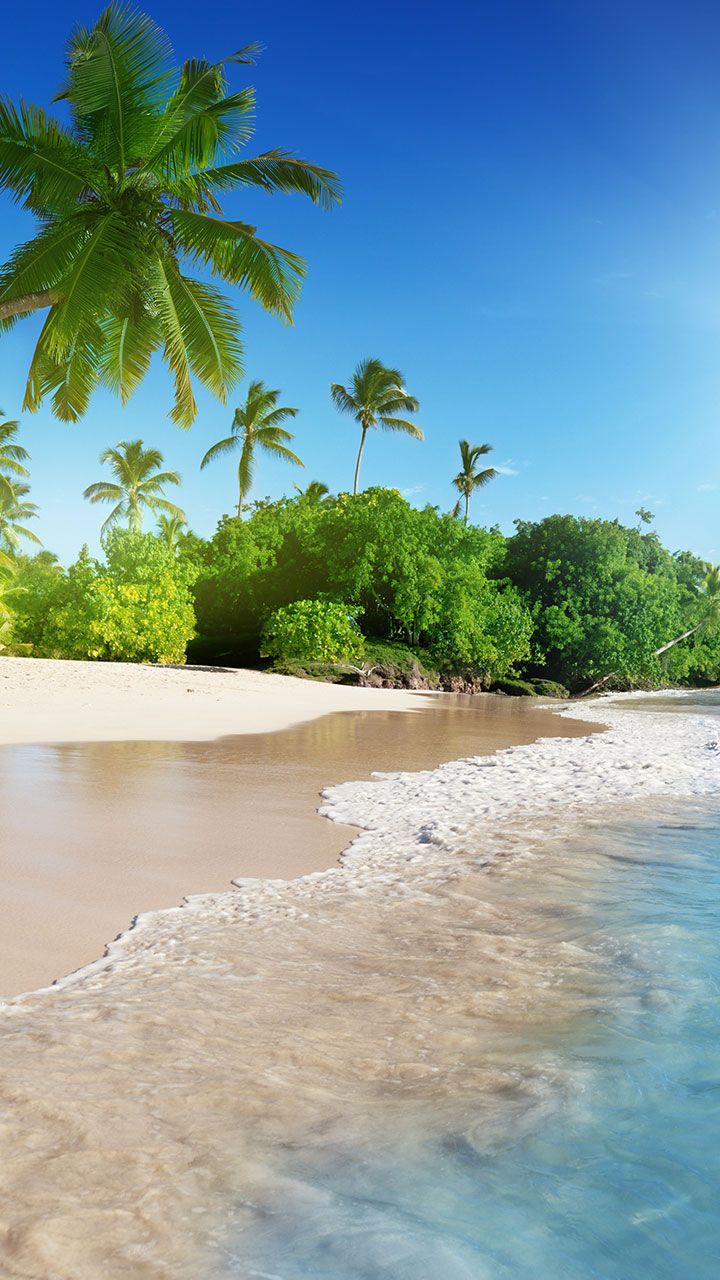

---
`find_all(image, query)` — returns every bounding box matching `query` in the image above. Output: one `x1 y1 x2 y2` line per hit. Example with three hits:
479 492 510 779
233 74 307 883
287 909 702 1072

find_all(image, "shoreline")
0 689 717 1276
0 656 423 746
0 661 600 999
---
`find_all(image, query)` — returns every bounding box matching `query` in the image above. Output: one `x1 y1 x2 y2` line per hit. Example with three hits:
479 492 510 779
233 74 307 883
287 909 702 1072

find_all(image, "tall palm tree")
84 440 185 536
0 414 30 503
0 484 42 554
201 380 302 518
157 512 187 551
330 358 422 496
0 7 341 426
451 439 498 525
636 506 654 530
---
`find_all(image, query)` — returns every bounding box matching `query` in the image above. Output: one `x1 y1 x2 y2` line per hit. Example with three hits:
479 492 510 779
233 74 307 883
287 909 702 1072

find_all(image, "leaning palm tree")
0 414 30 503
84 440 185 536
201 380 302 518
451 439 498 525
0 6 341 426
0 484 42 554
655 564 720 659
330 358 422 496
157 512 187 551
579 564 720 697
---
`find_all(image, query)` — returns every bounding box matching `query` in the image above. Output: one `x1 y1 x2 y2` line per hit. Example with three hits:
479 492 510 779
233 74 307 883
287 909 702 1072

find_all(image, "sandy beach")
0 658 600 996
0 656 423 745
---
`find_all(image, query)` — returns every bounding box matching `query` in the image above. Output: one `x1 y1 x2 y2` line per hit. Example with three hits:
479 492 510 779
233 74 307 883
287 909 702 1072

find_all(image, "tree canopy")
0 5 341 424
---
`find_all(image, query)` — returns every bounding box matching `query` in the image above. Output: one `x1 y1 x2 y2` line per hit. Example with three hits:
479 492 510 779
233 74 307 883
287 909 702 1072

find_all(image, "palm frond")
0 98 99 212
187 150 342 210
61 5 174 172
379 416 424 439
98 304 161 403
166 209 305 320
156 262 243 416
200 434 239 468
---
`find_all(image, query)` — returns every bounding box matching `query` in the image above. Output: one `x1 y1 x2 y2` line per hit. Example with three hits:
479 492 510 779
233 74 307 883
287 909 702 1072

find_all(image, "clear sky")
2 0 720 562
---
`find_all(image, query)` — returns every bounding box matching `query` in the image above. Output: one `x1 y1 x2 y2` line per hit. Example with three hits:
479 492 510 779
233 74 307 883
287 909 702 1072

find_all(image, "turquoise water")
224 805 720 1279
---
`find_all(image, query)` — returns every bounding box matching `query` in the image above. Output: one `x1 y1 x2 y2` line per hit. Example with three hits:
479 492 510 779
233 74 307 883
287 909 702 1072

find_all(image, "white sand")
0 656 420 746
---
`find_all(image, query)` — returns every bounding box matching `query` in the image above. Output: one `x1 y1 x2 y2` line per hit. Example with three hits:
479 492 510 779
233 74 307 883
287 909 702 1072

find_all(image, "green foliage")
492 677 537 697
84 439 184 535
261 599 364 665
528 678 570 698
194 488 531 681
330 358 422 494
31 531 196 663
200 380 302 517
0 6 341 424
501 515 700 689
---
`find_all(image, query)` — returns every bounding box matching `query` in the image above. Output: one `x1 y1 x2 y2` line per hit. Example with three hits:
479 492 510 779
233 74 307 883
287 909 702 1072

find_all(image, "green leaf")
167 209 305 319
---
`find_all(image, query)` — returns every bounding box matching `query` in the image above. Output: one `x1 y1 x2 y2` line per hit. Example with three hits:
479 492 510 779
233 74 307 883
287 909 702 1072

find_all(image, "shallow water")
220 807 720 1279
1 696 719 1278
0 694 594 996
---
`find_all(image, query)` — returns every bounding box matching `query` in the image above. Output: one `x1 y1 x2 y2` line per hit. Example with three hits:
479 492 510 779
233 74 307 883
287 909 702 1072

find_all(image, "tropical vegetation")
331 358 422 495
201 381 302 518
452 440 497 524
83 440 185 534
0 5 341 424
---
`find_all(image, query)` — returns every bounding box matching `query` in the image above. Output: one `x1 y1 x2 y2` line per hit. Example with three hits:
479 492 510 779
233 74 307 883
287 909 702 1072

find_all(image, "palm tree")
0 484 42 554
0 414 30 503
84 440 185 536
451 440 498 525
0 7 341 426
636 507 654 529
157 512 187 551
201 380 302 518
293 480 330 504
655 564 720 659
330 358 421 496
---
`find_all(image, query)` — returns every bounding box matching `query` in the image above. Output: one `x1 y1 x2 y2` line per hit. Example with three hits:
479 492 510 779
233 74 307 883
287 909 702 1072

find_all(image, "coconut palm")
0 414 30 503
293 480 330 504
157 512 187 551
201 380 302 518
330 358 422 496
0 7 341 426
451 440 498 525
636 507 654 529
0 483 42 554
84 440 185 536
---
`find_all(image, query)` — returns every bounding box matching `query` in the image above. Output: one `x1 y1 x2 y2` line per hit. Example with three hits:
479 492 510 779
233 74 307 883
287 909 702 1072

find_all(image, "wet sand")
0 694 599 998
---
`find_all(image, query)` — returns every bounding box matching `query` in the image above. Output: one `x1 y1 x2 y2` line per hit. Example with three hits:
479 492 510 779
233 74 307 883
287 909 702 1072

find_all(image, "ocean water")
223 807 720 1280
2 696 720 1278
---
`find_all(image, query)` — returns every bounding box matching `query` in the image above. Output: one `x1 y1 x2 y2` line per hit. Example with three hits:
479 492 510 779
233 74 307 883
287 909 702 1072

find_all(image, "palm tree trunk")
653 619 706 658
464 493 469 525
353 426 368 497
0 291 61 323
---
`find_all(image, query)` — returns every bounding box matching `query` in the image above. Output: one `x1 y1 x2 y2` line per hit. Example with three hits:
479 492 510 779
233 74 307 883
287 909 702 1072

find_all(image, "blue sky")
2 0 720 561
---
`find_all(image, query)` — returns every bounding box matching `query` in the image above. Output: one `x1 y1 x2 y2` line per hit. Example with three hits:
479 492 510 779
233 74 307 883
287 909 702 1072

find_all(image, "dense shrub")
27 531 197 663
500 516 715 689
261 599 364 665
195 490 532 682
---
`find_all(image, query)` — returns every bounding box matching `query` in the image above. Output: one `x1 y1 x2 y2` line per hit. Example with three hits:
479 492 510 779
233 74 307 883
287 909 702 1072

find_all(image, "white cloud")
698 483 720 492
400 484 425 498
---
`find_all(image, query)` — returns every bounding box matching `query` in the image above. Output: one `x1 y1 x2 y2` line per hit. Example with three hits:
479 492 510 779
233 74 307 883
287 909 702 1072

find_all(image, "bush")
491 677 538 697
38 531 197 663
529 679 569 698
260 599 364 665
